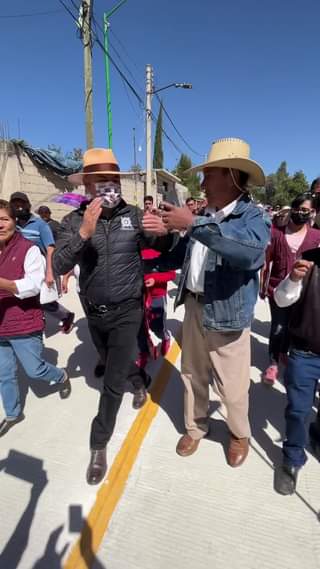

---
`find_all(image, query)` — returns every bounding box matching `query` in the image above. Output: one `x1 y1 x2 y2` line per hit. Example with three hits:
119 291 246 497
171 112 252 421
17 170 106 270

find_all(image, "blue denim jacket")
173 196 271 331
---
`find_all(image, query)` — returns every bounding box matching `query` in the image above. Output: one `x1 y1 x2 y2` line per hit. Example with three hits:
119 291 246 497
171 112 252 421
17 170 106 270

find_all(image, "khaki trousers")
181 295 251 440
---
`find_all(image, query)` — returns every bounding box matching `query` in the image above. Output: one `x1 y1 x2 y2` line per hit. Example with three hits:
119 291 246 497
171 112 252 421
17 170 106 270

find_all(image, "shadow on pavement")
166 318 183 342
66 505 107 569
0 450 48 569
67 317 102 391
251 317 270 339
32 526 69 569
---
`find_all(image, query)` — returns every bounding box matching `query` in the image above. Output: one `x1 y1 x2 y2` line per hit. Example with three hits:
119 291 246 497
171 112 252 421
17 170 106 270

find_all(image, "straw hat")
187 138 265 186
68 148 134 185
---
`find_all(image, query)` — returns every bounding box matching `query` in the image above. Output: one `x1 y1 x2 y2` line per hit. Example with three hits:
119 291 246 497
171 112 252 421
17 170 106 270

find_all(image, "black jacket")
53 200 172 306
289 251 320 354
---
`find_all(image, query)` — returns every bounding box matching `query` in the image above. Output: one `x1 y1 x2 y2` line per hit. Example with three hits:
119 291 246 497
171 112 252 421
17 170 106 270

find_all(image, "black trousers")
88 302 142 450
268 297 291 363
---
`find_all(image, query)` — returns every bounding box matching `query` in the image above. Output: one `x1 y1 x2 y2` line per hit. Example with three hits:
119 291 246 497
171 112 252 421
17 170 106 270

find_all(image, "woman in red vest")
0 200 71 437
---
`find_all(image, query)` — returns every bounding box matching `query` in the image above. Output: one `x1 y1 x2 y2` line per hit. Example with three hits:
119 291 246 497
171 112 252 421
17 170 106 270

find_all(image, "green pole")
104 14 112 148
103 0 128 148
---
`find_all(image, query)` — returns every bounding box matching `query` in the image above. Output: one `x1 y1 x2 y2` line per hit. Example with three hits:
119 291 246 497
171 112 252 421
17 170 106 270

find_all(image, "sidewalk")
0 288 319 569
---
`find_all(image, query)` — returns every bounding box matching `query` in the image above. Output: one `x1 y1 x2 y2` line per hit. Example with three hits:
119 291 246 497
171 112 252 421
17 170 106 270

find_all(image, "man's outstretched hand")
159 202 194 232
142 212 168 236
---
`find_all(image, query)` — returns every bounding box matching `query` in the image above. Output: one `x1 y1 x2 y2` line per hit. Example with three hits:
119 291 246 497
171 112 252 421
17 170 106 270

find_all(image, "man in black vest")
53 148 169 485
273 250 320 494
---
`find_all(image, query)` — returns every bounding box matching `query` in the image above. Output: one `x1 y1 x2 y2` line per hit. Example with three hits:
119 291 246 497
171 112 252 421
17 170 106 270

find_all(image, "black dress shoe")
274 464 300 495
132 386 148 410
309 422 320 461
86 448 107 485
0 414 25 437
94 362 105 378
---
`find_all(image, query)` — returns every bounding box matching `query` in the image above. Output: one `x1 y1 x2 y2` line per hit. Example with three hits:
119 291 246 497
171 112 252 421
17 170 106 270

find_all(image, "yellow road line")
64 336 181 569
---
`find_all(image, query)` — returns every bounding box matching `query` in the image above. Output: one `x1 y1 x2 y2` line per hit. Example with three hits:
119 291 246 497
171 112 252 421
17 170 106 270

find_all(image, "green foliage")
252 161 309 207
130 163 142 172
173 153 201 198
153 103 164 169
69 147 83 161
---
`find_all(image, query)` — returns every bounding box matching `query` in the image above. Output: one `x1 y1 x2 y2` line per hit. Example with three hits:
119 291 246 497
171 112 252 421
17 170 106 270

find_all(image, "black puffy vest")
70 203 144 305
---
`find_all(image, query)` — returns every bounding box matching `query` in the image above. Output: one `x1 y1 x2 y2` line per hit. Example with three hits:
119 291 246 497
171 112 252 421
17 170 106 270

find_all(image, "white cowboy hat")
68 148 134 185
187 138 265 186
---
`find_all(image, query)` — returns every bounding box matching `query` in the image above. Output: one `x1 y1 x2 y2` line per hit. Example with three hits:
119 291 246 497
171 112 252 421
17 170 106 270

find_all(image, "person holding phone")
260 193 320 385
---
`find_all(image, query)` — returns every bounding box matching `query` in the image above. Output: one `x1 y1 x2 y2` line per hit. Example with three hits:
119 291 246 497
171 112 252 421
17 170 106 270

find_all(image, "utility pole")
145 64 153 198
82 0 94 148
103 0 127 148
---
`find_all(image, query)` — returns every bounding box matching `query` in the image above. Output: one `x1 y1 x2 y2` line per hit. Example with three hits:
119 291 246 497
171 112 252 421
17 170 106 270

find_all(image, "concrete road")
0 286 319 569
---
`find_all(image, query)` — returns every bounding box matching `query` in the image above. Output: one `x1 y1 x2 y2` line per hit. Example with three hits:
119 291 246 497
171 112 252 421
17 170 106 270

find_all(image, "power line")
155 93 203 157
0 10 63 19
58 0 185 156
92 14 145 97
110 28 141 76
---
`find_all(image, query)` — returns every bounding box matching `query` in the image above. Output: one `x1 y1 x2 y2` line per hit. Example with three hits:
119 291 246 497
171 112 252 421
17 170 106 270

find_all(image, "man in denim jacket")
144 138 270 467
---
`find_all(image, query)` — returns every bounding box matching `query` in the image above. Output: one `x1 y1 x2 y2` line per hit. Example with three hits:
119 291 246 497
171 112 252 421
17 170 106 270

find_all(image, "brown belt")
187 290 205 303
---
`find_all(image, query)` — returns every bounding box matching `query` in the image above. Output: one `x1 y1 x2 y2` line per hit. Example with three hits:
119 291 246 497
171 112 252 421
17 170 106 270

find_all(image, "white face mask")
89 181 122 208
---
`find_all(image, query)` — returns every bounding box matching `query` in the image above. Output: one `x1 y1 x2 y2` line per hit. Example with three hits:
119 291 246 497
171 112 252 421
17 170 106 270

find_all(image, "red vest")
267 226 320 297
0 232 44 337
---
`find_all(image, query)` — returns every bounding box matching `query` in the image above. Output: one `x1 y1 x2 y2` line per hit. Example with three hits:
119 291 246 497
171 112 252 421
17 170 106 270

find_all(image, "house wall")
0 148 188 222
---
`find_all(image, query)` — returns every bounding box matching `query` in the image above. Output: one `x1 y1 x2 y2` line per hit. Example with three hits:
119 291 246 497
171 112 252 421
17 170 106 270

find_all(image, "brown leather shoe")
227 435 249 467
132 387 148 410
86 448 107 485
176 434 200 457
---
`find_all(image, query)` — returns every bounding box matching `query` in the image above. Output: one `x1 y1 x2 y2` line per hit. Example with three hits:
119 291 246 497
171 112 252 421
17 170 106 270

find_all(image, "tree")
69 147 83 161
173 153 201 197
130 163 142 172
153 103 163 169
253 162 309 207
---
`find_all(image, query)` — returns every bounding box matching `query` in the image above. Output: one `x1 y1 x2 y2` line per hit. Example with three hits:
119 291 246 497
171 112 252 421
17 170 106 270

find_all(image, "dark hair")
186 197 195 204
37 205 51 215
310 178 320 192
0 199 16 221
291 193 313 210
144 195 153 203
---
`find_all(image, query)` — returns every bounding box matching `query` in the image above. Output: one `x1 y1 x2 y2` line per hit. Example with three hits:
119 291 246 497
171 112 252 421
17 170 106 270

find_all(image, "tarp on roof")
12 140 82 177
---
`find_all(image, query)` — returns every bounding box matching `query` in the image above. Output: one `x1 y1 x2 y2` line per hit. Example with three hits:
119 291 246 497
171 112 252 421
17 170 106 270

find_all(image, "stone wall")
0 148 188 221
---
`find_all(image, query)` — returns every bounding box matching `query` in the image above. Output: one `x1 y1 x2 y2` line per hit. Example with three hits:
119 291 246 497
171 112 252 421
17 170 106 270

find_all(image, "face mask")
291 211 311 226
91 181 122 209
13 207 30 220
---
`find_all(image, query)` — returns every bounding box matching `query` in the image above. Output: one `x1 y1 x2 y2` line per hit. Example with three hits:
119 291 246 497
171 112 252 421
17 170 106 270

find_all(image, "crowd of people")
0 138 319 497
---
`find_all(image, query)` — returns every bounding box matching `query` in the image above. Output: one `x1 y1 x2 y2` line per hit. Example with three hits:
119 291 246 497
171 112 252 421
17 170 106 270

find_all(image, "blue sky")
1 0 320 181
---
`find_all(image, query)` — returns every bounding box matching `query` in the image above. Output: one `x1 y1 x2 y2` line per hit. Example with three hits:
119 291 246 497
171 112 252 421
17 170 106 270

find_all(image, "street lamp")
151 82 193 95
145 65 192 197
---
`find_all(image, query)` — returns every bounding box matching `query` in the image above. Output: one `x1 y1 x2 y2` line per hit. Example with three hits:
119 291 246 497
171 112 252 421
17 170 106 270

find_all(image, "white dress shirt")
273 276 302 308
14 246 45 299
186 199 239 294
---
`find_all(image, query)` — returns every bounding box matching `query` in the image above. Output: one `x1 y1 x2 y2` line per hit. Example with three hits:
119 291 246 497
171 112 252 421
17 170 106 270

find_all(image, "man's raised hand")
79 198 103 241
